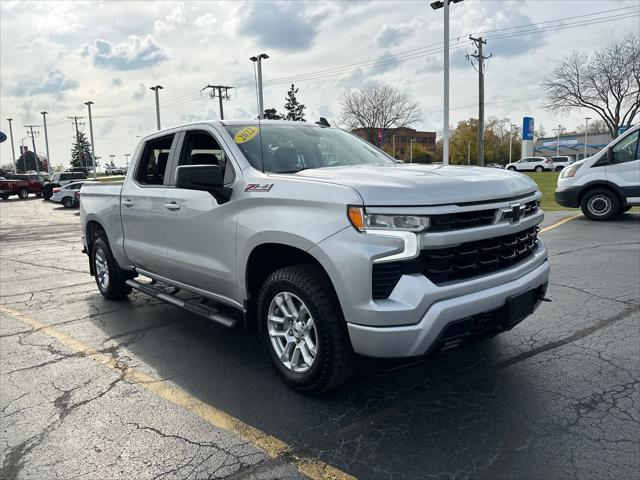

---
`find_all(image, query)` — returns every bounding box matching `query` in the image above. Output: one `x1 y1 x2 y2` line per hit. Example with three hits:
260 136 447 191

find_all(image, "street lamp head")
259 53 269 60
150 85 163 91
250 53 269 61
84 101 94 106
430 0 463 9
40 111 48 115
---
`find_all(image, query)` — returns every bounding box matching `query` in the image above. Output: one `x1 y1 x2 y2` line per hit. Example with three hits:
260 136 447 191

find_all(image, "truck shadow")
85 292 536 477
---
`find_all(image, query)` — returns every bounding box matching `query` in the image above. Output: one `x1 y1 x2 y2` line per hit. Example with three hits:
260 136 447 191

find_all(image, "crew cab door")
162 126 239 303
606 129 640 203
121 132 178 274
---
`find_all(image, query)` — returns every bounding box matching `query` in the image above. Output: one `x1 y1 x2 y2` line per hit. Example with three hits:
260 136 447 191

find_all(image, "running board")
125 279 238 328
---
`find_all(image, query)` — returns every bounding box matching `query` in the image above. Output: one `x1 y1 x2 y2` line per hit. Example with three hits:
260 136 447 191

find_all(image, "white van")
555 125 639 220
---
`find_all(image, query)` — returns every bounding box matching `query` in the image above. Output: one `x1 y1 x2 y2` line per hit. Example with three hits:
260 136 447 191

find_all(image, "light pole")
125 153 131 166
553 125 565 156
392 134 396 158
249 53 269 119
509 123 517 163
430 0 464 166
467 139 471 165
84 101 97 180
584 116 591 159
6 118 16 171
40 111 51 173
150 85 163 130
410 138 415 163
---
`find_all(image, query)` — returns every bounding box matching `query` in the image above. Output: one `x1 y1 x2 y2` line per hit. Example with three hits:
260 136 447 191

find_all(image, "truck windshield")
224 124 395 173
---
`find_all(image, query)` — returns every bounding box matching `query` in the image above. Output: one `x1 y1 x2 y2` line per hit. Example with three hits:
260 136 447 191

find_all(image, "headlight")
348 206 430 232
560 163 582 178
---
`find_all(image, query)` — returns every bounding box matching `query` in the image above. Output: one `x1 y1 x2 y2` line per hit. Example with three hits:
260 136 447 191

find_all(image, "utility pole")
68 116 85 170
467 139 471 165
250 53 269 119
553 125 565 156
410 138 415 163
584 117 591 159
6 118 16 171
509 123 517 163
468 36 491 167
40 112 51 173
24 125 40 172
150 85 163 130
85 101 97 179
392 134 396 158
202 85 233 120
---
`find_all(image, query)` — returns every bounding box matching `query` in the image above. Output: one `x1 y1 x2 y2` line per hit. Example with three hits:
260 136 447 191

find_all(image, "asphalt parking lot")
1 197 638 480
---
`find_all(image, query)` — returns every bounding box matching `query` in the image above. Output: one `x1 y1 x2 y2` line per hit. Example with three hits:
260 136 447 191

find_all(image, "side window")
611 131 639 164
60 173 70 181
136 134 174 185
177 131 234 184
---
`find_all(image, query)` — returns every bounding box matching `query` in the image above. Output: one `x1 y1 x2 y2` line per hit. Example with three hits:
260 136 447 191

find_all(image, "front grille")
420 226 539 284
429 209 496 232
371 226 539 299
501 200 540 222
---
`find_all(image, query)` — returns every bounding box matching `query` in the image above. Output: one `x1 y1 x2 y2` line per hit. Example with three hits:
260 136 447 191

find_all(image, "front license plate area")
504 288 538 327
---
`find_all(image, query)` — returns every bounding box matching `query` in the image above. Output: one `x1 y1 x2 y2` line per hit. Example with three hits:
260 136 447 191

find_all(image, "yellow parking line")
0 304 356 480
539 213 582 233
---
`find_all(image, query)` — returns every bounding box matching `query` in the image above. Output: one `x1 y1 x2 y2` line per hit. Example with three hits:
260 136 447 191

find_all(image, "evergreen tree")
263 108 285 120
16 149 45 172
70 130 92 169
283 84 305 122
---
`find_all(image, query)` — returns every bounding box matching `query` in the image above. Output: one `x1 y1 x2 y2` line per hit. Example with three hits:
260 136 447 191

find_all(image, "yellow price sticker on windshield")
234 127 259 144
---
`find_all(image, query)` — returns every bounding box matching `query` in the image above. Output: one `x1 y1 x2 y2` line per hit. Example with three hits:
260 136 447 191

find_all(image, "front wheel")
0 194 9 200
257 265 354 393
91 236 132 300
507 166 516 171
62 197 74 208
581 188 621 221
555 166 564 172
534 166 544 172
18 188 29 199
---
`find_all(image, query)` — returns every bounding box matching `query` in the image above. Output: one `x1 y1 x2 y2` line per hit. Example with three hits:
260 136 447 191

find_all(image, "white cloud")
155 3 186 32
81 35 168 71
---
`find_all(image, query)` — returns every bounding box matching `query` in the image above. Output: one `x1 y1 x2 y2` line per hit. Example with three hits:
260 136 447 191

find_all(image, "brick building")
351 127 437 161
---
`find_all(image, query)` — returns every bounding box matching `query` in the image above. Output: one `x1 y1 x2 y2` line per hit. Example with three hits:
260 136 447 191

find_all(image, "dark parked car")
0 173 45 200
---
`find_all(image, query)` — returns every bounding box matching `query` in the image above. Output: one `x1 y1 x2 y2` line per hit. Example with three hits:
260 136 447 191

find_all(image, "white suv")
506 157 554 172
548 156 574 172
556 125 639 220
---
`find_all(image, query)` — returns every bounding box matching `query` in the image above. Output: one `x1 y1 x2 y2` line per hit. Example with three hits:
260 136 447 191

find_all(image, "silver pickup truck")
80 120 549 392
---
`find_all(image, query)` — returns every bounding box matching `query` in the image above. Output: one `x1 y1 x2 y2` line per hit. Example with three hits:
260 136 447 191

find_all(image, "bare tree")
543 35 640 138
339 82 421 143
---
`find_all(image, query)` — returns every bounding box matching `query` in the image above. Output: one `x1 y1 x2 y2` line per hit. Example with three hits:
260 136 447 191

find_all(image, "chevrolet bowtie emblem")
510 202 526 223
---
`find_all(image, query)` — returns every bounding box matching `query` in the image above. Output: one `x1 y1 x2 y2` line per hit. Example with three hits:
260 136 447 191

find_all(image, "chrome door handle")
122 199 133 207
164 202 180 211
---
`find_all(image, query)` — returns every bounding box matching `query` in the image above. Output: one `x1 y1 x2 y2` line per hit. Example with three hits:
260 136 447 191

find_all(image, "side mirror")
176 165 223 191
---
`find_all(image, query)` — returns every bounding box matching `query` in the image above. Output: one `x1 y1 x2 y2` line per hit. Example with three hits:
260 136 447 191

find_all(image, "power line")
201 85 233 120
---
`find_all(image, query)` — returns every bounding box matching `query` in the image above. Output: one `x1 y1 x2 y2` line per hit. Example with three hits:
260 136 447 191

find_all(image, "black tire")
580 188 621 221
621 205 632 213
0 194 9 200
257 265 354 393
18 188 29 199
507 166 516 171
534 166 544 172
555 166 564 172
91 236 132 300
62 197 73 208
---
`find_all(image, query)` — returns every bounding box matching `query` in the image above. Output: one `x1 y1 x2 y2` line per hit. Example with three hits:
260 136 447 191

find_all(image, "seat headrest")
190 153 218 165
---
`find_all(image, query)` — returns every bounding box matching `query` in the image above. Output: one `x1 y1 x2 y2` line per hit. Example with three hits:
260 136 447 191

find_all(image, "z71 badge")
244 183 274 192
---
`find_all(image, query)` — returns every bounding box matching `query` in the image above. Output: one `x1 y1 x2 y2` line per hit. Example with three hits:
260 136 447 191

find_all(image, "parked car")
105 166 126 175
505 157 554 172
80 120 549 393
73 190 81 208
485 163 504 169
43 171 88 200
556 124 639 220
51 181 86 208
548 156 574 172
0 173 45 199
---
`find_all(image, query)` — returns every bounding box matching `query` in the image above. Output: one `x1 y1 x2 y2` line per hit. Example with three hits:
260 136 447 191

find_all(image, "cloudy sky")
1 0 639 169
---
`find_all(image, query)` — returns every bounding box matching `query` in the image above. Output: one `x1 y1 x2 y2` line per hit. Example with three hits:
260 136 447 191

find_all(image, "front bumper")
555 186 581 208
347 259 550 357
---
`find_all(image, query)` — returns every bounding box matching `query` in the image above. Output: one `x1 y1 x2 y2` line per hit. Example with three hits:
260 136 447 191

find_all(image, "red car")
0 174 45 200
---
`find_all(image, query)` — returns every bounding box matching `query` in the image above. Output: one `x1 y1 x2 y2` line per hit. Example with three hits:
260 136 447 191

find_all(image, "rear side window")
136 134 175 185
60 173 70 181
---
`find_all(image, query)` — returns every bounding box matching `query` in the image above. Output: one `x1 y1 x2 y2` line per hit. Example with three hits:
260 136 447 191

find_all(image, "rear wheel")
257 265 354 393
91 236 132 300
0 194 9 200
18 188 28 199
555 166 564 172
507 166 516 171
62 197 73 208
580 188 621 221
534 166 544 172
621 205 632 213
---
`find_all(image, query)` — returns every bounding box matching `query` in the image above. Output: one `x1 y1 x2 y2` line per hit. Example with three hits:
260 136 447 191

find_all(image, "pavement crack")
550 281 640 306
